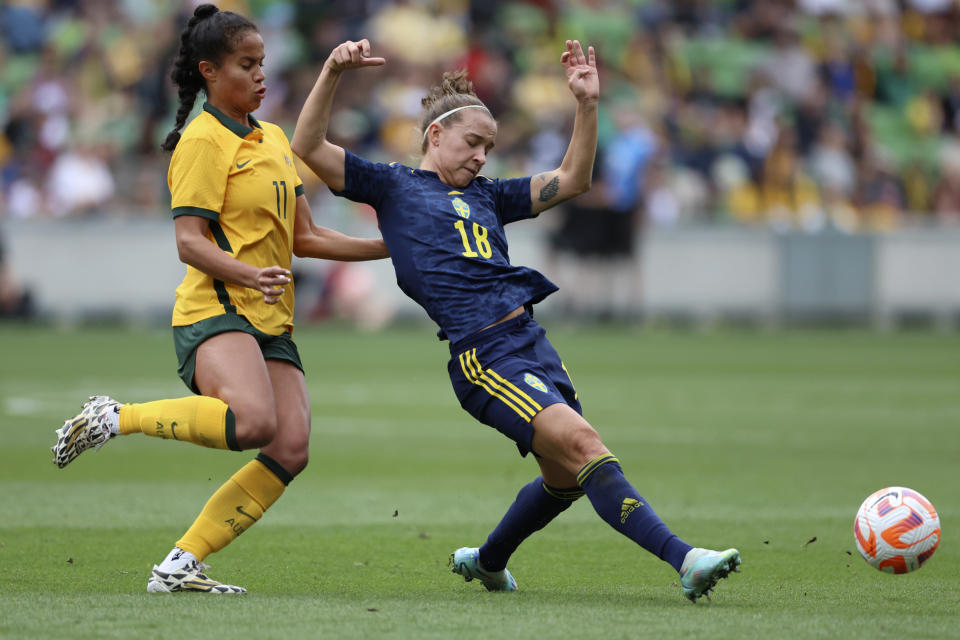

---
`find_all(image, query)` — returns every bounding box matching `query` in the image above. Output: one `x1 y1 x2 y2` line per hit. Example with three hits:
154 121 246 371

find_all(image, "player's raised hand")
326 39 385 73
561 40 598 104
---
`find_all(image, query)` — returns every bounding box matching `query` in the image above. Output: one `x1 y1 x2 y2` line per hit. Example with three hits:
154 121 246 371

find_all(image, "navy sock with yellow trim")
478 476 583 572
578 454 692 572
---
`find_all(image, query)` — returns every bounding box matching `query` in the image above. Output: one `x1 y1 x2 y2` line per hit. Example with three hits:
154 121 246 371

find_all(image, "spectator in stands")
760 20 817 103
0 230 32 318
933 135 960 225
856 149 907 230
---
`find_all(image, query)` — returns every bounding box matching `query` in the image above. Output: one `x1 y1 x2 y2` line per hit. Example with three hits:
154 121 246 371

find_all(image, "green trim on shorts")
173 314 303 394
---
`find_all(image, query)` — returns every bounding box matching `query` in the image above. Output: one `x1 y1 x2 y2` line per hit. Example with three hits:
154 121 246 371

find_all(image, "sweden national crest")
523 373 548 393
451 197 470 218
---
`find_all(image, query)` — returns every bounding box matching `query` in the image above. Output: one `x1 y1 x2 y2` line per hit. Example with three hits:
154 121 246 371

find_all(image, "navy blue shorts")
447 312 582 457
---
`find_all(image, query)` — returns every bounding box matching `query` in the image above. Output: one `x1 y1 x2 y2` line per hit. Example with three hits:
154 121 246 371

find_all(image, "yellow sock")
176 457 288 561
117 396 238 450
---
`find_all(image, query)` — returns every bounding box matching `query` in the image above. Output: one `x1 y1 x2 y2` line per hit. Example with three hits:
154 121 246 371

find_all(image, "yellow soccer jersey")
168 103 304 335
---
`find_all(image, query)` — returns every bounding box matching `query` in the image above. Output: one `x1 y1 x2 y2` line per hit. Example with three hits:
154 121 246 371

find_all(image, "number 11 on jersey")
272 180 287 219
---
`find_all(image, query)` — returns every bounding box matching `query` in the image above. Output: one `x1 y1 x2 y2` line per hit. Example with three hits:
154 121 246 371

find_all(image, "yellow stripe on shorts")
459 349 537 422
468 351 540 419
483 368 543 413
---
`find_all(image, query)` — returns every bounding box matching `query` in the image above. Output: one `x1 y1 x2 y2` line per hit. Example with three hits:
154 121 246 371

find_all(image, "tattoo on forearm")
538 176 560 202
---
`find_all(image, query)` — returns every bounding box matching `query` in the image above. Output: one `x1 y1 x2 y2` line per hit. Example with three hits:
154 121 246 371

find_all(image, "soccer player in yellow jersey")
50 4 388 594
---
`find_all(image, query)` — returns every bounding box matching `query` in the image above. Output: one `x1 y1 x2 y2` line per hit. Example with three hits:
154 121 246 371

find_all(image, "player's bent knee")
284 451 308 477
566 423 607 464
276 439 309 475
531 406 608 469
260 429 309 476
264 445 308 477
236 411 278 449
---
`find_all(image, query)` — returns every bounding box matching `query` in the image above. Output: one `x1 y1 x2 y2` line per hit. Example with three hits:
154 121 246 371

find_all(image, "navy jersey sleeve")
330 149 391 207
495 176 534 225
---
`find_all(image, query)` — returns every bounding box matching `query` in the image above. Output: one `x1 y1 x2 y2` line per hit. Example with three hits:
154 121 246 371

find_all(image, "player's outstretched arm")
291 39 385 192
530 40 599 215
292 195 389 261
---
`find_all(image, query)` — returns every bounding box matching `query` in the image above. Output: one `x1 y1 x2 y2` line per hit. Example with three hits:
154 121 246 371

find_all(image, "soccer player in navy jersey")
291 38 740 602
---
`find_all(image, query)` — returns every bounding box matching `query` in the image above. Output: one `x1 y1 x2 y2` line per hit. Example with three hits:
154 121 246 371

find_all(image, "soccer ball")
854 487 940 574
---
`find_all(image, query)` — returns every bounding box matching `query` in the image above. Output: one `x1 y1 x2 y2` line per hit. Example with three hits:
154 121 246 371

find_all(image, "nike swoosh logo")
236 505 258 521
236 159 251 169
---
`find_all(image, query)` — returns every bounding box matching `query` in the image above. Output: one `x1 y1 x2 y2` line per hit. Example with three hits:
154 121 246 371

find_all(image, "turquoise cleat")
679 548 741 602
450 547 518 591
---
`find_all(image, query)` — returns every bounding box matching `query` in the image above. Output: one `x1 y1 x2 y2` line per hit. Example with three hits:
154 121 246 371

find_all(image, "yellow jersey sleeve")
168 136 232 220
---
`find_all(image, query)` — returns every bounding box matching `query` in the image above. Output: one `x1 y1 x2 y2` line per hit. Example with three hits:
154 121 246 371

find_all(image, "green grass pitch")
1 324 958 639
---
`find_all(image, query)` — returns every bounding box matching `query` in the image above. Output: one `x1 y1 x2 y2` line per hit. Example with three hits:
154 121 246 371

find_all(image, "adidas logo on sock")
620 498 643 524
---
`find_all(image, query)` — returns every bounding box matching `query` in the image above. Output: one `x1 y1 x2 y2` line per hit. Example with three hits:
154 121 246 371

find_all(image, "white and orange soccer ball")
854 487 941 574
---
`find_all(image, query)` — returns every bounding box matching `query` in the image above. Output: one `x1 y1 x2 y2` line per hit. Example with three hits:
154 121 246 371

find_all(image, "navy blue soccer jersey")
332 150 559 343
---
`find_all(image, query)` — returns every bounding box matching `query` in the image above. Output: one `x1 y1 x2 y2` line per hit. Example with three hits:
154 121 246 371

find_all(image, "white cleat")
147 562 246 594
450 547 518 591
679 547 741 602
51 395 120 468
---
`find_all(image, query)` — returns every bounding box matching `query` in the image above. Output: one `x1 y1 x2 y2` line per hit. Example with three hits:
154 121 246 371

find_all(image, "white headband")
421 104 491 142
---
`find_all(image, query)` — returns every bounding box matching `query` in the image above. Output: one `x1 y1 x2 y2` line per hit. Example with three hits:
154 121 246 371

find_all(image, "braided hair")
161 4 258 152
419 70 491 153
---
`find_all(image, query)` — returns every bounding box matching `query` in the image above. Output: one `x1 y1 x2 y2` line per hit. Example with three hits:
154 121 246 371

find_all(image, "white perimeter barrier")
4 220 959 328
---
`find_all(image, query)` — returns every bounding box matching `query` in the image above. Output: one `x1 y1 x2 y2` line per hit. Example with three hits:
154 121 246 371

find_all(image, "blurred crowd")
3 0 960 239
